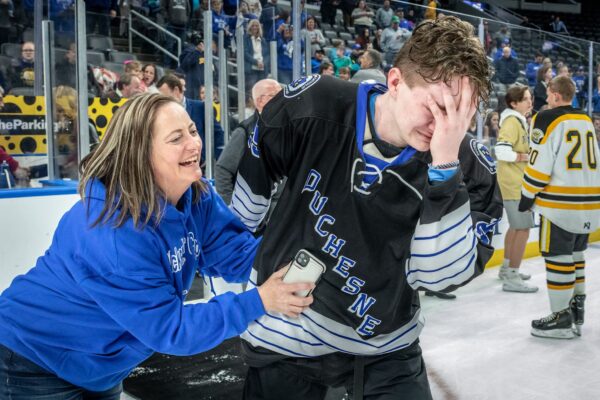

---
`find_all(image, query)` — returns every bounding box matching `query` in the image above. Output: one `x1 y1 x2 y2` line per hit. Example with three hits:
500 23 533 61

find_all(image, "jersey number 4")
565 129 597 170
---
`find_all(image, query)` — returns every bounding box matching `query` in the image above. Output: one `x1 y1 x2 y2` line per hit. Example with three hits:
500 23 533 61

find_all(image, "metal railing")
128 9 181 66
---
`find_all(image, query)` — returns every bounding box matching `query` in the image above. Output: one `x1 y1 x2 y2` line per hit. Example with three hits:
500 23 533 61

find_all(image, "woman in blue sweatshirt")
0 94 314 398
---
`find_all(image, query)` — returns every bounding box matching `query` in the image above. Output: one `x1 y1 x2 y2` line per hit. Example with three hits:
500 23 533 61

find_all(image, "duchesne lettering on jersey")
302 169 382 337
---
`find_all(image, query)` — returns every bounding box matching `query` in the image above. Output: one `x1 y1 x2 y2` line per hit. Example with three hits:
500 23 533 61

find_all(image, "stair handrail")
128 9 181 66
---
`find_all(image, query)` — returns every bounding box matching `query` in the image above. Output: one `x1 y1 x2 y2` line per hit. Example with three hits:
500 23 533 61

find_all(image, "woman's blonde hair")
78 94 206 229
247 19 263 37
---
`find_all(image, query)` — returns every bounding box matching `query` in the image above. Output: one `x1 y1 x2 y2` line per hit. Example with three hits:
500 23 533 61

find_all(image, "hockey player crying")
231 16 502 399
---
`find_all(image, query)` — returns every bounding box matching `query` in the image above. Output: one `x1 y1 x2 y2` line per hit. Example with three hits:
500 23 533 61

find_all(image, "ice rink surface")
422 243 600 400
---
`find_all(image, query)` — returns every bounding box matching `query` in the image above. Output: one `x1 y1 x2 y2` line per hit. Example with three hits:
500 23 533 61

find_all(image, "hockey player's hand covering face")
387 70 476 163
425 76 477 165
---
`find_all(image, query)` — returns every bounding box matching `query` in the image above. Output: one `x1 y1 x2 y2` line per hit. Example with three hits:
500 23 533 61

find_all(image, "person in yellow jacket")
424 0 437 20
495 85 538 293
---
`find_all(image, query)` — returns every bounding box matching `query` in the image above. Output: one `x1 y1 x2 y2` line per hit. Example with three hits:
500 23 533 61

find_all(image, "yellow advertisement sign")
0 95 127 155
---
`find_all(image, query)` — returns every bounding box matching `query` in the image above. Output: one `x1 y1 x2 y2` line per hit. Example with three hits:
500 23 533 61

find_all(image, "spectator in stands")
319 0 336 26
493 25 511 49
572 65 586 109
290 0 308 30
124 60 147 92
260 0 280 41
9 41 35 89
246 0 261 19
337 66 351 81
375 0 394 30
593 114 600 141
237 1 258 30
199 84 219 108
350 49 386 84
330 42 358 77
318 61 334 75
395 8 413 31
310 49 326 74
157 74 225 162
519 16 534 40
423 0 436 20
494 46 519 87
276 24 300 84
142 63 159 93
483 111 499 147
592 77 600 113
557 64 570 78
215 79 281 204
339 0 354 28
372 28 383 52
352 0 374 38
349 43 362 62
116 73 144 99
85 0 117 36
0 134 29 182
549 15 568 35
179 33 211 100
525 52 543 87
533 63 552 112
493 39 517 61
302 16 325 56
355 27 371 50
211 0 233 46
162 0 190 68
405 7 416 24
54 85 81 179
56 42 77 88
381 16 411 67
244 19 270 95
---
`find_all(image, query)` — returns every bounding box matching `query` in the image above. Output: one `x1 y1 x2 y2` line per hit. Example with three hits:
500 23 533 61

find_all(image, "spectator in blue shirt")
572 65 586 108
525 53 543 87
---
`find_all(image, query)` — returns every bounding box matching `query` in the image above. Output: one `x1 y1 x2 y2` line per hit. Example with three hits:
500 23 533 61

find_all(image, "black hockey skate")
531 308 574 339
570 294 586 336
424 290 457 300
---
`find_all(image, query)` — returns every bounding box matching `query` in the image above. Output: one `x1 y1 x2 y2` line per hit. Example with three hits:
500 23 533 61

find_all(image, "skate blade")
573 324 582 337
531 328 575 339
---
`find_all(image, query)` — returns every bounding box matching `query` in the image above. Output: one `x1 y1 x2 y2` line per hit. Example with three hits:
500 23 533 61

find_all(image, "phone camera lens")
296 253 308 267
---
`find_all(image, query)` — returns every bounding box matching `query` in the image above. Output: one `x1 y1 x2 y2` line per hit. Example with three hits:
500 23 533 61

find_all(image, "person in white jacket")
495 85 538 293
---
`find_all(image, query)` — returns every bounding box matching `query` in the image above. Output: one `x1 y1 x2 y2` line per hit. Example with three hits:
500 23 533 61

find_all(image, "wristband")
428 160 460 170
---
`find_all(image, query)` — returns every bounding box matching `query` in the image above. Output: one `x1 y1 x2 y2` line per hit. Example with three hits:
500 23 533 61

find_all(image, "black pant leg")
243 361 328 400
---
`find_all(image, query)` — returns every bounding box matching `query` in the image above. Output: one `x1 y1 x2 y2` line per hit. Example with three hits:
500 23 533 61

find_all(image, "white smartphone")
282 249 326 297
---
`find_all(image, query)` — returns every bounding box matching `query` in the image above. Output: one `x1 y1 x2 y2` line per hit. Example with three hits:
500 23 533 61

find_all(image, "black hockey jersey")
231 76 503 358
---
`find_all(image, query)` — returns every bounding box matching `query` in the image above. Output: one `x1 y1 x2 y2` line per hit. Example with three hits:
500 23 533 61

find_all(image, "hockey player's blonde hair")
548 75 576 102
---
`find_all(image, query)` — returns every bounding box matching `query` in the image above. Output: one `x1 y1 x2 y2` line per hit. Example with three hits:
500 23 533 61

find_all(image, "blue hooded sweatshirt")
0 179 264 391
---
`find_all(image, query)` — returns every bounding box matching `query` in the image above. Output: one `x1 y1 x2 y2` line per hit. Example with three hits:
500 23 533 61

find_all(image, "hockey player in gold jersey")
520 76 600 339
